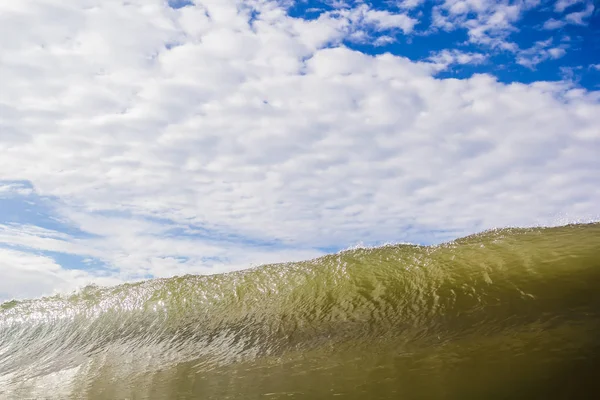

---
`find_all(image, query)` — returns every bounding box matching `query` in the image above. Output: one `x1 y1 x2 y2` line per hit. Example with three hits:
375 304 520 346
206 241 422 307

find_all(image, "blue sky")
292 0 600 87
0 0 599 300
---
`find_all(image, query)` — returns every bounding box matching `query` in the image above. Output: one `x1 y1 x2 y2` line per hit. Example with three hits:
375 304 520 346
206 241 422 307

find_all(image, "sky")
0 0 599 301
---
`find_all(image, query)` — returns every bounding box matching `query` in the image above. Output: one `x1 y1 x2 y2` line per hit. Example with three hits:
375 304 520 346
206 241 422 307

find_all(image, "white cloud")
372 35 396 46
1 0 599 300
565 3 594 24
542 18 566 29
516 38 568 68
432 0 538 51
397 0 425 10
554 0 585 13
428 49 488 70
0 248 121 301
548 47 567 58
0 217 325 299
542 1 594 29
0 183 33 197
343 4 418 34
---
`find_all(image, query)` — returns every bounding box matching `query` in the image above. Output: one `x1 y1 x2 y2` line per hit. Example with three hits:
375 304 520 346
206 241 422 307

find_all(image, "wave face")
1 223 600 399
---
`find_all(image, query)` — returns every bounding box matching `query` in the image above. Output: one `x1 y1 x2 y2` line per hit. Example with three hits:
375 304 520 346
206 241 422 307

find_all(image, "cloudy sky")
1 0 599 301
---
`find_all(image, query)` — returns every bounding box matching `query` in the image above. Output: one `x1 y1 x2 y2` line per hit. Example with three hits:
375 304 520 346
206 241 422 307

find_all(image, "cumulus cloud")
1 0 599 300
554 0 586 13
431 0 539 51
542 18 566 29
565 3 595 24
516 38 568 68
0 248 121 301
341 4 418 36
544 1 596 28
397 0 425 10
428 49 488 70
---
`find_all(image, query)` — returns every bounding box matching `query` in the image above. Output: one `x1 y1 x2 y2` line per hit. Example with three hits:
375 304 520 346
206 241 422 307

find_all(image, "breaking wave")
1 223 600 399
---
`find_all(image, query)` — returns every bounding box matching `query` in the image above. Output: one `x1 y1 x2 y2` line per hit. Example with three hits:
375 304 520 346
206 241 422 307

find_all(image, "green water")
1 223 599 399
